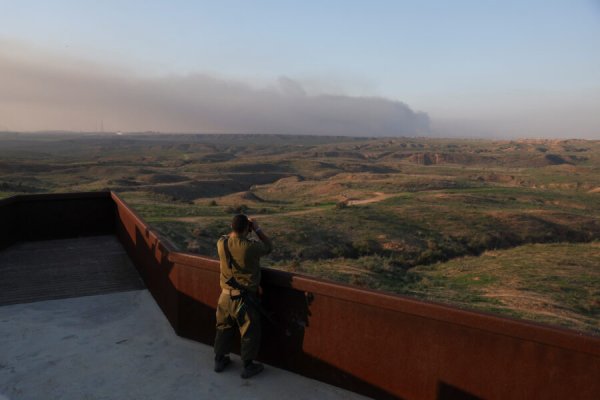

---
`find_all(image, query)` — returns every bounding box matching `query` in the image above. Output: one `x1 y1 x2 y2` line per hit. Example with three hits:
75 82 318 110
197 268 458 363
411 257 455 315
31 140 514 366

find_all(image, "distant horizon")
2 129 598 142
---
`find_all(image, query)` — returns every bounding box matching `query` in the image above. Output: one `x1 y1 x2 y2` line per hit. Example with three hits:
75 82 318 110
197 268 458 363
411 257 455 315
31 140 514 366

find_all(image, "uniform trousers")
214 291 261 362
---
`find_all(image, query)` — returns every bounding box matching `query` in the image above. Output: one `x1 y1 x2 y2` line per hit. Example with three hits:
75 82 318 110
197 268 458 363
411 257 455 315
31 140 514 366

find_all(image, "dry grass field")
1 132 599 334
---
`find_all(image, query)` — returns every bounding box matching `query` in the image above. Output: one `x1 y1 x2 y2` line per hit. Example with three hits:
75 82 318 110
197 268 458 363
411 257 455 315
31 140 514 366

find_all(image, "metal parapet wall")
0 192 115 248
0 196 17 250
1 192 599 399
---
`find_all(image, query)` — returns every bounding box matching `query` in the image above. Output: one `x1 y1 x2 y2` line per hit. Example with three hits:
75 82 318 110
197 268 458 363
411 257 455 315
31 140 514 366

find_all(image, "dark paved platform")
0 235 144 305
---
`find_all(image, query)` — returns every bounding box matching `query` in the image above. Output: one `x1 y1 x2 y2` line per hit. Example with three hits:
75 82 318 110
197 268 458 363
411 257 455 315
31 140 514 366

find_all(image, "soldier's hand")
248 218 260 232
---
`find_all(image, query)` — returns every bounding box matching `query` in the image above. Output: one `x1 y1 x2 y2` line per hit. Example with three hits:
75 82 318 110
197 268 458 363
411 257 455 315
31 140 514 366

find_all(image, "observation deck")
0 236 362 399
0 192 599 399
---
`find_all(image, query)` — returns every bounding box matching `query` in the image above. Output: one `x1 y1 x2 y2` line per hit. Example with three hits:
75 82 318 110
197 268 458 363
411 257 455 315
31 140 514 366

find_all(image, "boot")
214 355 232 372
241 360 264 379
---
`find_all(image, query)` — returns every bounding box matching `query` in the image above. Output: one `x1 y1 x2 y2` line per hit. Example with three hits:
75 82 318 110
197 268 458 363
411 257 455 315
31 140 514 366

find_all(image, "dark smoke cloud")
0 46 430 136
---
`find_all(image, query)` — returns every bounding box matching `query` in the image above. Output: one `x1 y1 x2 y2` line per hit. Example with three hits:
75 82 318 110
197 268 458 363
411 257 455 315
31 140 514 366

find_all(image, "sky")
1 0 599 138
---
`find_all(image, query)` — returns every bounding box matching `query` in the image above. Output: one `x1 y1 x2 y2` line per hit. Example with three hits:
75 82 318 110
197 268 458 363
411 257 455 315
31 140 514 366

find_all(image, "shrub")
352 239 382 256
224 204 249 214
349 274 369 288
335 200 348 210
287 259 301 273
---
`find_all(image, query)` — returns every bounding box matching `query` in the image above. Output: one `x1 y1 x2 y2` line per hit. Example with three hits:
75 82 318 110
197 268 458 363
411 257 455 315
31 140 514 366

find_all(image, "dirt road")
347 192 395 205
175 191 398 223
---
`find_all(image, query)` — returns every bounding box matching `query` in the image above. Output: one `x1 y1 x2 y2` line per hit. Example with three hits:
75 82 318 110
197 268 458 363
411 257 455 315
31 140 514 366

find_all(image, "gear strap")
222 236 238 270
223 237 245 317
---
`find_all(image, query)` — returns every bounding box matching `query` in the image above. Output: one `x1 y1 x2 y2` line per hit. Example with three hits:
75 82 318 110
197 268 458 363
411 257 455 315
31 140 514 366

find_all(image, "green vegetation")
1 132 600 334
409 243 600 333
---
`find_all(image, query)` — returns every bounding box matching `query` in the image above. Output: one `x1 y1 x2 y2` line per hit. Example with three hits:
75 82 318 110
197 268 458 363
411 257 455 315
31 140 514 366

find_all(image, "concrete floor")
0 289 369 400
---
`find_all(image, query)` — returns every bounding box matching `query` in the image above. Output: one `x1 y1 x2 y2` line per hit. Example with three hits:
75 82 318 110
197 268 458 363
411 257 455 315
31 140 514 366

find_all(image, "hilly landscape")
1 131 599 335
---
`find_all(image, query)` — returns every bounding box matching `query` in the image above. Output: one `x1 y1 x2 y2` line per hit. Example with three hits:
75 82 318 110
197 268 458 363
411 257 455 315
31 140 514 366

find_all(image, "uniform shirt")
217 235 272 293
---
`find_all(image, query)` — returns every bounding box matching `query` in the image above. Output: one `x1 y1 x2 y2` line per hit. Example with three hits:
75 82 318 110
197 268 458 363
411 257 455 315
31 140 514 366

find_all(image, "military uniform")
214 234 272 363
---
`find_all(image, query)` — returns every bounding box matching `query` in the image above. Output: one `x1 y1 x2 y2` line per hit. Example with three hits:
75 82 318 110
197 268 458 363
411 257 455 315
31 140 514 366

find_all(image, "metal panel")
112 193 180 330
169 254 600 400
15 192 115 241
0 196 17 249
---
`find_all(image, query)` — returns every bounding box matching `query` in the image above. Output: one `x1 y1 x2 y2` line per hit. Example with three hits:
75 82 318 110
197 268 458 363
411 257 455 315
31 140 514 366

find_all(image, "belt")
222 288 242 296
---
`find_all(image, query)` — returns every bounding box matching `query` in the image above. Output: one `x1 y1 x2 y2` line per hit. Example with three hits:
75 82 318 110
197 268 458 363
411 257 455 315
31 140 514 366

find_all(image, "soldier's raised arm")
248 218 272 255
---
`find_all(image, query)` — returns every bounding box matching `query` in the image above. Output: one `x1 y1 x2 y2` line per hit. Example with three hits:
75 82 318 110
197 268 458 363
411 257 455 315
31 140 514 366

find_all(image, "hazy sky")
1 1 599 138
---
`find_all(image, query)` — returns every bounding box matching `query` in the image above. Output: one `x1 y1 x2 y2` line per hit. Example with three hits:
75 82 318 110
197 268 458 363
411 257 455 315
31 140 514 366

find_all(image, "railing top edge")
168 250 600 355
169 251 219 267
110 191 178 253
5 191 112 203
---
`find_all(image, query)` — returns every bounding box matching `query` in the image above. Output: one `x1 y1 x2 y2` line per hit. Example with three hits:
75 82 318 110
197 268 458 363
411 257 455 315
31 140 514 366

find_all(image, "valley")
1 132 599 334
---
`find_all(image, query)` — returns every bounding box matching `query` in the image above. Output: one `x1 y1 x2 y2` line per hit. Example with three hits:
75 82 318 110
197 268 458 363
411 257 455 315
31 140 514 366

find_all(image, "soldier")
214 214 272 378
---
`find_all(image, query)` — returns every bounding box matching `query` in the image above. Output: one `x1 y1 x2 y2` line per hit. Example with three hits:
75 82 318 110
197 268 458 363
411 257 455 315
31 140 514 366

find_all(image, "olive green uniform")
214 235 272 362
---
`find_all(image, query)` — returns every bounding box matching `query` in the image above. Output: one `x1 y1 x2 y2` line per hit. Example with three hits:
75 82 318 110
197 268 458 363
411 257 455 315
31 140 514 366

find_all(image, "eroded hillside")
1 132 599 334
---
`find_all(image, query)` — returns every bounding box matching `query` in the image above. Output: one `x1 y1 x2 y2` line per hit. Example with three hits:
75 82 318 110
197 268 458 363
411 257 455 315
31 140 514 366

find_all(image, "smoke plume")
0 44 430 136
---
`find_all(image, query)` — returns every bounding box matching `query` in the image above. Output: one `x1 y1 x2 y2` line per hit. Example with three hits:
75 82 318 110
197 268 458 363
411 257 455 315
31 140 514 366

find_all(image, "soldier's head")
231 214 250 235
